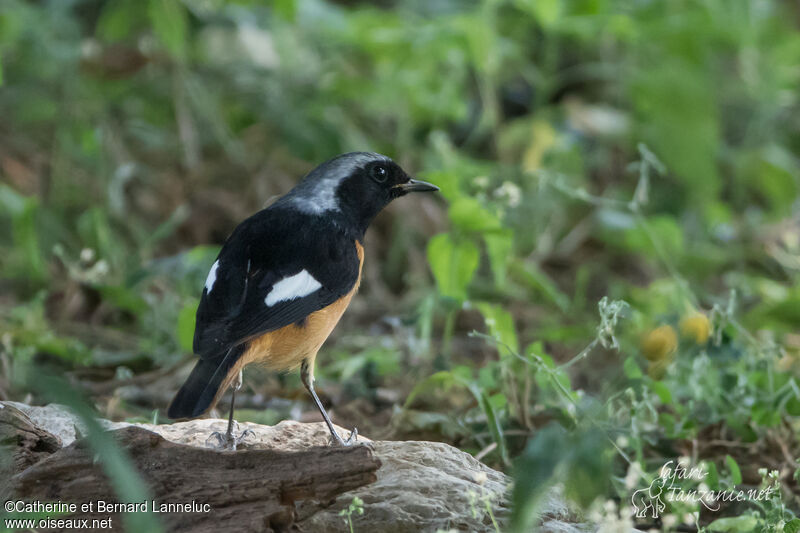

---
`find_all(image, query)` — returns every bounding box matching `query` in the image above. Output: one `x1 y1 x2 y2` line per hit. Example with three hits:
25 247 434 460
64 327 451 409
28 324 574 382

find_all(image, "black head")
283 152 438 236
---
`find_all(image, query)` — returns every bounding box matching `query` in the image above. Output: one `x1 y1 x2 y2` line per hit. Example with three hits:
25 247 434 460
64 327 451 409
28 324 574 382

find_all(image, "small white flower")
662 514 678 528
94 260 110 276
493 181 522 207
80 248 96 262
473 176 490 188
624 462 642 489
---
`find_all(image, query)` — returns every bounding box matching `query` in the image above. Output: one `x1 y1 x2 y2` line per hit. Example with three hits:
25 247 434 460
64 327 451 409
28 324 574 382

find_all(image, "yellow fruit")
641 325 678 362
680 313 711 345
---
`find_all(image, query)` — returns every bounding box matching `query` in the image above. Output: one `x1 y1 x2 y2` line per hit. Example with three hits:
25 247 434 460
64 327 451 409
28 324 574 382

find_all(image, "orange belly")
240 278 360 373
212 241 364 406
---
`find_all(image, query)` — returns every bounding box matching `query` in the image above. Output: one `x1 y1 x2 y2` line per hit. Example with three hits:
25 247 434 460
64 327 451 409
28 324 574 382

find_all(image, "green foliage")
1 0 799 530
147 0 188 61
176 299 198 353
427 233 479 301
339 496 364 533
0 184 45 281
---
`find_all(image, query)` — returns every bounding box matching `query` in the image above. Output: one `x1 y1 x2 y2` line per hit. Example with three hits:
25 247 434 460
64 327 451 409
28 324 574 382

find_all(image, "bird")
167 152 438 449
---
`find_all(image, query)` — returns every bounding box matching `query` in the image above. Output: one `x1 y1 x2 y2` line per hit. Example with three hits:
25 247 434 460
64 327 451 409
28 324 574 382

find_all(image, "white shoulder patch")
265 269 322 306
205 260 220 294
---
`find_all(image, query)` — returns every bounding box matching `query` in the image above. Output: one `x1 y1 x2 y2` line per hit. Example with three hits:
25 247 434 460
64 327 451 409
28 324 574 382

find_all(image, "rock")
3 402 611 532
5 401 87 445
11 425 380 533
0 403 61 476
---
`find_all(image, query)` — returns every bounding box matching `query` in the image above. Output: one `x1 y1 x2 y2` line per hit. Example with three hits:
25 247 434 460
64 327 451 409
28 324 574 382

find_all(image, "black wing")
192 207 361 358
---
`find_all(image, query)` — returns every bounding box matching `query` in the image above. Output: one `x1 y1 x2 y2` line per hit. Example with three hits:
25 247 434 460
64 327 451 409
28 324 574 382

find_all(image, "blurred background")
1 0 799 530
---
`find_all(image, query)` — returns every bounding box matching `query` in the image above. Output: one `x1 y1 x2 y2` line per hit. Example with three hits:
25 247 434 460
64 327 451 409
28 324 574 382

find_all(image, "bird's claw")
206 424 255 451
329 427 358 447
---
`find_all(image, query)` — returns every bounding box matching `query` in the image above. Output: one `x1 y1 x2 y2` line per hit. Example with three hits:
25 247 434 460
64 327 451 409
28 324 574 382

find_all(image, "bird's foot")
206 423 255 451
329 426 358 447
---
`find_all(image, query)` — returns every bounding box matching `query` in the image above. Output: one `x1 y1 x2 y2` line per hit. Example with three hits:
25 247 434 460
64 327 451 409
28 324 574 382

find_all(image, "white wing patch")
205 260 220 294
265 269 322 307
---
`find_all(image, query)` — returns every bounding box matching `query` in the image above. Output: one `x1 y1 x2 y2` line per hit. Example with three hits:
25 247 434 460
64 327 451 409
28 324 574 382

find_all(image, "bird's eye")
371 165 388 183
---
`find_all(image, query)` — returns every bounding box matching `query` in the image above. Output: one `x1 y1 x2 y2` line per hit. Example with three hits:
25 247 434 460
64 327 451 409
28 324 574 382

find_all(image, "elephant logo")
631 477 667 519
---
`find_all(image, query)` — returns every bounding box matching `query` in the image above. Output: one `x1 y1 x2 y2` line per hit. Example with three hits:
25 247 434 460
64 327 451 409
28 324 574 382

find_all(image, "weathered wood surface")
0 403 61 477
7 423 380 532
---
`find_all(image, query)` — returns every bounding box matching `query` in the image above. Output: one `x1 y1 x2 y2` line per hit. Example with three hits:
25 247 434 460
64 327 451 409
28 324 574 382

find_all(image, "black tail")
167 345 244 419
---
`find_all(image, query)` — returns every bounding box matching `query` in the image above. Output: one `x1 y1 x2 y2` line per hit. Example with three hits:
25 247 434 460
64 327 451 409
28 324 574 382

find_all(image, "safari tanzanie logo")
630 459 777 520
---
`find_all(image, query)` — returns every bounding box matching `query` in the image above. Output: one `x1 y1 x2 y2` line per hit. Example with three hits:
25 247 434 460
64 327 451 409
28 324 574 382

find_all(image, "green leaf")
273 0 296 21
784 518 800 533
511 261 570 312
658 413 676 437
144 204 189 250
622 215 684 260
740 146 799 216
706 461 720 491
484 230 513 289
563 427 612 508
148 0 187 60
97 0 148 42
787 396 800 417
528 346 575 403
725 455 742 485
632 58 721 206
476 303 519 357
707 515 760 532
512 424 611 531
623 357 643 380
427 233 479 301
515 0 561 27
447 197 501 233
404 370 459 408
511 425 566 532
421 171 460 202
478 388 510 466
650 380 673 404
98 285 148 315
751 404 781 427
176 299 198 352
28 375 165 533
0 185 45 280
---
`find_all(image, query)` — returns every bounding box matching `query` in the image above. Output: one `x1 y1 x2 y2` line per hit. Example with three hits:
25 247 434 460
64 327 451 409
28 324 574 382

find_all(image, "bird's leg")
224 378 239 440
300 359 357 446
206 369 254 450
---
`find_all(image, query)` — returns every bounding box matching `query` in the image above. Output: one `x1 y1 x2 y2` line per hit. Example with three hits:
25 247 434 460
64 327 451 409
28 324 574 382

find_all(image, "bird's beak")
396 178 439 193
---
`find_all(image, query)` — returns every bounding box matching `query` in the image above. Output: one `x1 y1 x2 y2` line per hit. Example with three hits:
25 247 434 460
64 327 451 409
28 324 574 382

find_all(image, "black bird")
168 152 438 448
